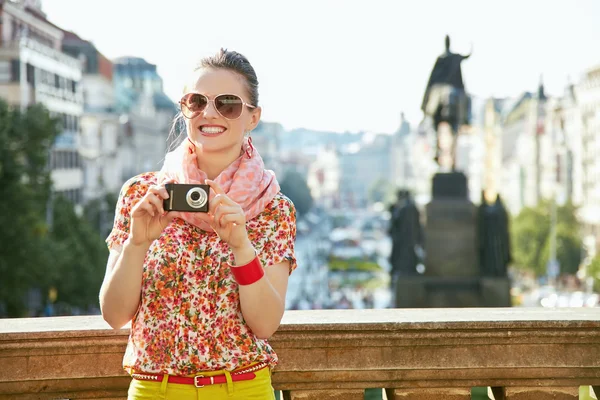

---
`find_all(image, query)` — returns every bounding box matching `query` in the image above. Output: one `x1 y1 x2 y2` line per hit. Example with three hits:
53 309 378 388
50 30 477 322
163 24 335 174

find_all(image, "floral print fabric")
106 172 297 375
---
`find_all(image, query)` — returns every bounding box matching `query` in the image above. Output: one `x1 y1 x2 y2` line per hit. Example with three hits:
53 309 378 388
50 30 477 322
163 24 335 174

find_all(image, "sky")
43 0 600 134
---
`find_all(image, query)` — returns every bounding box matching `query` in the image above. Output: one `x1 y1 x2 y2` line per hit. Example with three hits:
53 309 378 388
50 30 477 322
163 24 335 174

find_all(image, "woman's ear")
246 106 262 132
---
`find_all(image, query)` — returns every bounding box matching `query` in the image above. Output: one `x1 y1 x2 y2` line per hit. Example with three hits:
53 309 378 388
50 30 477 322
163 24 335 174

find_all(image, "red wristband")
231 256 264 285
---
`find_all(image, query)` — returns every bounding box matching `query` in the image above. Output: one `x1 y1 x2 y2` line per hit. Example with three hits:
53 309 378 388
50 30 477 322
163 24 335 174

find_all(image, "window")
26 63 34 85
10 60 19 82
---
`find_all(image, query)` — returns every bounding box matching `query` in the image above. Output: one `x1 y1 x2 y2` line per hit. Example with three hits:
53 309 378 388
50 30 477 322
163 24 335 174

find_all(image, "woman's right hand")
129 181 181 246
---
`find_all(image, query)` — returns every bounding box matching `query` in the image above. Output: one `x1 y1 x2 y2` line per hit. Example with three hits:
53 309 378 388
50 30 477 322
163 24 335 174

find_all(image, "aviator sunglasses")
179 93 256 120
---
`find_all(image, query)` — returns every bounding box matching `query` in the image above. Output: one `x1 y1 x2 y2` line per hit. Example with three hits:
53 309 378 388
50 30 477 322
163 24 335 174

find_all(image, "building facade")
338 133 393 209
0 0 84 205
306 145 340 209
577 65 600 255
113 56 176 177
61 30 125 203
251 120 284 176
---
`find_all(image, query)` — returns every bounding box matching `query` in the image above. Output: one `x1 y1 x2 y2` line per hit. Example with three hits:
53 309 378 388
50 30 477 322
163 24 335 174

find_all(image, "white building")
338 133 393 209
251 120 284 177
306 145 340 209
391 113 414 190
0 0 84 205
497 83 556 216
454 126 485 204
559 83 584 207
577 64 600 252
61 30 126 203
113 57 176 177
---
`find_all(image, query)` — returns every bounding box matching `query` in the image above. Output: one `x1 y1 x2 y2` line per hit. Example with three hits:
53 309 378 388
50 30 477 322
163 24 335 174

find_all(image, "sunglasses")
179 93 256 120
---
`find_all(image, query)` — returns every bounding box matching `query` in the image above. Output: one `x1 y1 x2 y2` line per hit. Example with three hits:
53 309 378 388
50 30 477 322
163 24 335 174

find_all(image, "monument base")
424 172 478 277
394 276 512 308
398 172 512 308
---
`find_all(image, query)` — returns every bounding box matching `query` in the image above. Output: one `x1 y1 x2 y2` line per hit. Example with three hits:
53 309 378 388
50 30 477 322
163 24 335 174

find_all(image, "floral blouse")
106 172 297 375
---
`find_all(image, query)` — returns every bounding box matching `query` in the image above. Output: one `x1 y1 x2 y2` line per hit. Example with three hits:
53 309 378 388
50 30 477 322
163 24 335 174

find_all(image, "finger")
213 205 241 226
205 179 226 196
159 177 177 186
209 194 231 215
220 213 245 226
160 211 181 228
149 185 169 200
139 202 156 217
146 192 165 215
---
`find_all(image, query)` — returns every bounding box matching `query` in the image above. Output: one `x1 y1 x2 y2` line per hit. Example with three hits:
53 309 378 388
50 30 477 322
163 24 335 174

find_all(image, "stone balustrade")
1 308 599 399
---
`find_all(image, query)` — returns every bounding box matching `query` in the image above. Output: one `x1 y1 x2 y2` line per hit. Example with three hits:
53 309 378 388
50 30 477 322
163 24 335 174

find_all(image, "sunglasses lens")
181 94 207 118
215 95 244 119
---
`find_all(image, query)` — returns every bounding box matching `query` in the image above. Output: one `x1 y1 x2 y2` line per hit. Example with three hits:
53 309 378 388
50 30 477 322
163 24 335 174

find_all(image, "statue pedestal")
394 276 511 308
425 172 478 277
393 172 511 308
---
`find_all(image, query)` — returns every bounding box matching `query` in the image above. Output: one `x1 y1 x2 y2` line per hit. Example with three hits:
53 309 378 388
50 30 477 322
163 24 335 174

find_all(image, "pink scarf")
158 137 280 232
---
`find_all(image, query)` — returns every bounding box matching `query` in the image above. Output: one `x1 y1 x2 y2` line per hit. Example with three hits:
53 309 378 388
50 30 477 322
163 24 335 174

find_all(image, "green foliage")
511 200 582 277
279 169 313 216
0 100 58 317
83 191 118 239
47 196 107 311
0 100 109 317
328 256 382 272
539 226 582 276
586 256 600 293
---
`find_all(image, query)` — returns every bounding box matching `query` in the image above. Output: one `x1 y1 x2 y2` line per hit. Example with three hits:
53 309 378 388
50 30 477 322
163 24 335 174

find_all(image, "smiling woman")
99 49 298 400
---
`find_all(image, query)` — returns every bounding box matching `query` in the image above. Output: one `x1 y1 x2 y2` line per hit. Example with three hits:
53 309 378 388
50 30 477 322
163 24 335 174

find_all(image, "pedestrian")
99 48 297 400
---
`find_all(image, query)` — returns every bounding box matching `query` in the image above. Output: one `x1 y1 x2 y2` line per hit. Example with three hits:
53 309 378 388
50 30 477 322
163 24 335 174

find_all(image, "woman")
99 48 296 400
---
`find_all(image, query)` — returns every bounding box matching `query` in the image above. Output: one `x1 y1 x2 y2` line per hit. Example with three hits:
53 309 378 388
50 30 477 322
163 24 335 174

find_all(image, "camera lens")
186 187 207 209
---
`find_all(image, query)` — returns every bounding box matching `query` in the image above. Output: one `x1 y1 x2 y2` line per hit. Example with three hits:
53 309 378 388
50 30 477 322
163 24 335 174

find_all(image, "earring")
245 136 254 159
187 137 196 154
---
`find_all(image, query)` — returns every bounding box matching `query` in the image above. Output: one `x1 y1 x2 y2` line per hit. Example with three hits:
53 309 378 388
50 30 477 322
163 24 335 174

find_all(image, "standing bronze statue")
477 192 512 277
421 35 472 170
388 190 423 278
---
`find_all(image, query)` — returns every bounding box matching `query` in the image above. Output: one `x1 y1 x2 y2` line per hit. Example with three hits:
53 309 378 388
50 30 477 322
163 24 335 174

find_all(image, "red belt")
132 362 268 388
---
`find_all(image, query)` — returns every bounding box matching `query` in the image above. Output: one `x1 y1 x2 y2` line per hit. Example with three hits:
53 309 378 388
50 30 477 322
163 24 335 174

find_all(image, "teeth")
201 126 225 134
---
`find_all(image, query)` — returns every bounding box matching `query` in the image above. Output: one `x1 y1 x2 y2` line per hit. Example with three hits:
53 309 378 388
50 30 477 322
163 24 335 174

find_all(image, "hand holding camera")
197 179 251 250
130 179 250 250
129 181 184 247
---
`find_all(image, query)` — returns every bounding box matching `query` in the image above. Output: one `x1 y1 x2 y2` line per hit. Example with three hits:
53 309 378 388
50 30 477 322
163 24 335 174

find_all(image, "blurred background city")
1 0 600 319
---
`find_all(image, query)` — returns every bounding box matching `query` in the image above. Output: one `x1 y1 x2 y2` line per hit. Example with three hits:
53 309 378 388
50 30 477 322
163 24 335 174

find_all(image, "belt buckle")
194 375 204 388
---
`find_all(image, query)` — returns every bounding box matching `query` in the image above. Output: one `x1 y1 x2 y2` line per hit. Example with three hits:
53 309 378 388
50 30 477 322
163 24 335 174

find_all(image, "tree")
0 100 111 317
83 191 118 240
586 256 600 293
511 200 582 277
0 100 59 317
47 196 108 312
279 169 314 216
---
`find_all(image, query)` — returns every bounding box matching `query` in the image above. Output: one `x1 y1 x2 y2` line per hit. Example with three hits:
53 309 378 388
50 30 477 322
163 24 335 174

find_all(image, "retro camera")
163 183 210 212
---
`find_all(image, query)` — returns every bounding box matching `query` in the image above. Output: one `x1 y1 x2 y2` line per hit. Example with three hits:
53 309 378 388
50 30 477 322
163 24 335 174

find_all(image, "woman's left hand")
199 179 250 249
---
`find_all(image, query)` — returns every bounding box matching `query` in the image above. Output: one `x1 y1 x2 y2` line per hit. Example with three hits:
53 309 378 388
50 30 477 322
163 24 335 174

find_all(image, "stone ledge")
1 308 599 398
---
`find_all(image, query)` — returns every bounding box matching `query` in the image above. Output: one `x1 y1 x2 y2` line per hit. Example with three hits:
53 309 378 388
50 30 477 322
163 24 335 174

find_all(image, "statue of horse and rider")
421 35 472 171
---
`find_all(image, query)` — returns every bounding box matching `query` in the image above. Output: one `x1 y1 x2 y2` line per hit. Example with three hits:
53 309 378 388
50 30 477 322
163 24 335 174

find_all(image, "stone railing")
1 308 599 399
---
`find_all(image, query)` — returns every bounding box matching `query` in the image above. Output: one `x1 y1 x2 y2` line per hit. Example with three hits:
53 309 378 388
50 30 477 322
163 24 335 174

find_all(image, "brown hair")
196 48 259 106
